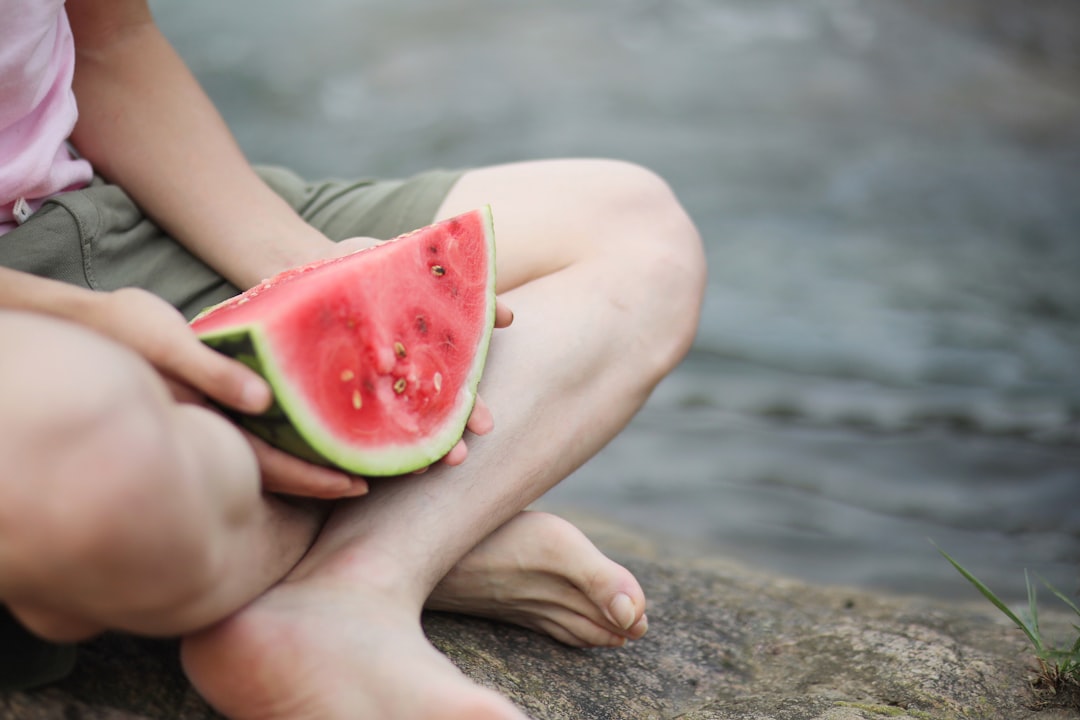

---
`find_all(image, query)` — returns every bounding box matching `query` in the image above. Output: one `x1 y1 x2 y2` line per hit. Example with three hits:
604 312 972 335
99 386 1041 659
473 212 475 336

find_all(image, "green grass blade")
1027 570 1041 641
1036 573 1080 617
935 545 1044 654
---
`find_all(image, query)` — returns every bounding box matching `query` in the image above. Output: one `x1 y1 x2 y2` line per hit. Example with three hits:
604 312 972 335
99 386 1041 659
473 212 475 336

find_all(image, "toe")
532 605 629 648
515 512 647 629
605 592 638 631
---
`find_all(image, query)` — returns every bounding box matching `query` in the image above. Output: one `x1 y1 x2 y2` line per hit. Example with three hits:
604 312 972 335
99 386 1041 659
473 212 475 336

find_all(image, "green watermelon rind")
196 329 333 468
195 207 497 477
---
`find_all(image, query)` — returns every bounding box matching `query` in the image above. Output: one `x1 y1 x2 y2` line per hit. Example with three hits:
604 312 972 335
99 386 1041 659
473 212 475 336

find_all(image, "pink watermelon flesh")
190 207 497 476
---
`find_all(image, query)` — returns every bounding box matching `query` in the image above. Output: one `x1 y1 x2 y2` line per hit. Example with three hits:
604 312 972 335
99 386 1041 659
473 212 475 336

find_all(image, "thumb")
165 339 273 414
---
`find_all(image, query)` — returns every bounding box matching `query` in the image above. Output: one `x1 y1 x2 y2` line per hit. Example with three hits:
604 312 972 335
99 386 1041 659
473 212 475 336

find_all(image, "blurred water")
153 0 1079 602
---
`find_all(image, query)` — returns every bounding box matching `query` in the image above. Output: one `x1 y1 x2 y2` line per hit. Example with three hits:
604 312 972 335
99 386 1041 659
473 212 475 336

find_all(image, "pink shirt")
0 0 93 236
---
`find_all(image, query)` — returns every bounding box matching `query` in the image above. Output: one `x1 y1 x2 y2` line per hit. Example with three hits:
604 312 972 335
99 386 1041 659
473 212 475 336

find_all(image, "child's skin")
0 2 706 717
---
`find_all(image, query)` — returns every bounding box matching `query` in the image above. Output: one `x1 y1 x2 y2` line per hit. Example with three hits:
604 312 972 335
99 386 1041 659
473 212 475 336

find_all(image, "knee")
0 317 223 613
585 160 707 377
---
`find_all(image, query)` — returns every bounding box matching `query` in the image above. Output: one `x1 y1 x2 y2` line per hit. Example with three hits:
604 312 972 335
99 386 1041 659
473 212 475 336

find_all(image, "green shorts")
0 165 463 691
0 164 464 319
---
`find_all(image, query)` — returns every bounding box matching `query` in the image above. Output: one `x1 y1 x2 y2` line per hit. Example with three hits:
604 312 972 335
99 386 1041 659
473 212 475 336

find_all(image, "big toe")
526 512 647 634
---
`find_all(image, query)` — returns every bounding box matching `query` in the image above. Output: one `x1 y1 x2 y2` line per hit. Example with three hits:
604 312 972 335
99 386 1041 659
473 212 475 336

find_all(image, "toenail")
607 593 637 630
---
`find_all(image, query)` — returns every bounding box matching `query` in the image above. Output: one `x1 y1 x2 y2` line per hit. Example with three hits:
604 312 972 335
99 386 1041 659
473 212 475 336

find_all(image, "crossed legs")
0 309 328 642
0 158 704 718
181 158 705 718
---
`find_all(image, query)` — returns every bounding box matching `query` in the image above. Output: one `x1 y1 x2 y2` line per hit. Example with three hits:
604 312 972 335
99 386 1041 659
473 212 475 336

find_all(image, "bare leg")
427 510 649 648
181 159 706 719
0 310 325 641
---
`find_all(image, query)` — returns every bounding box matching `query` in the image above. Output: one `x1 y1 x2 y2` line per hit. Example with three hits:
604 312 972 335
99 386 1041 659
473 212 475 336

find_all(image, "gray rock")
2 515 1075 719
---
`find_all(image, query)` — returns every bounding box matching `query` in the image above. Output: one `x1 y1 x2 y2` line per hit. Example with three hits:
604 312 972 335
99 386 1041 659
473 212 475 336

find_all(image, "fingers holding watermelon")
85 287 273 415
494 298 514 329
436 301 511 466
166 384 371 499
244 432 369 499
464 395 495 437
190 208 505 478
74 287 372 499
246 381 495 491
407 394 492 471
449 300 510 461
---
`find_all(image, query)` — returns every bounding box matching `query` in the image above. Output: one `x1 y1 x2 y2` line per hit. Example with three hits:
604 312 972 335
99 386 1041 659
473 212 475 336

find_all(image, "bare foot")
180 570 527 720
180 512 644 718
426 511 648 648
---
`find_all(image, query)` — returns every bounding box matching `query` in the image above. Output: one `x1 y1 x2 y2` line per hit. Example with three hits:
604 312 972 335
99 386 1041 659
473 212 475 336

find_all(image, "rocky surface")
3 515 1076 720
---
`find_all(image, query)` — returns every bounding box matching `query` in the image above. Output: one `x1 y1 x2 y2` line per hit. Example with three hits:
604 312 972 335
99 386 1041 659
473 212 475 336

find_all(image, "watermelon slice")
190 207 497 476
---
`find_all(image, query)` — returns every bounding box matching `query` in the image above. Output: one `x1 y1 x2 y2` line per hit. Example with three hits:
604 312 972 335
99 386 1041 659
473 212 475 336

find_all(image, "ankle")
287 541 433 610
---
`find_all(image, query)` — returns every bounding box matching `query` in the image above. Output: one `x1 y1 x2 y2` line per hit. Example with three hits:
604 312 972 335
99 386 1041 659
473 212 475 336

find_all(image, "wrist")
238 222 334 287
178 196 334 290
0 267 98 323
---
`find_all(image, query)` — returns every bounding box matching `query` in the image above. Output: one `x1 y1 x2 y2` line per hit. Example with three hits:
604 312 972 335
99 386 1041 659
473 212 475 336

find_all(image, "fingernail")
629 613 649 638
343 479 369 497
607 593 637 631
242 379 270 412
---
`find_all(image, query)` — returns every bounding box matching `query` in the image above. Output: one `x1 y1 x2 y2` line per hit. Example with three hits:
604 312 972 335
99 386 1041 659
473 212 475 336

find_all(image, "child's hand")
83 287 271 415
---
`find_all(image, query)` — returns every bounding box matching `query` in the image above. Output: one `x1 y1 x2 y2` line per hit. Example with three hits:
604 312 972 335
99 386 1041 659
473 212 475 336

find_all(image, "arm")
62 1 503 490
0 267 375 497
65 0 330 290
